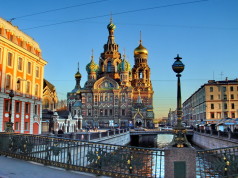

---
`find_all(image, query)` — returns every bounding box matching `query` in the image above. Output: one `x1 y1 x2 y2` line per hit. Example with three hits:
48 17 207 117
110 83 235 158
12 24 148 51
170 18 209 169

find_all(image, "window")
4 100 10 112
210 87 213 92
230 86 234 91
211 104 214 109
88 109 91 116
27 62 31 74
224 112 228 118
7 52 13 66
16 78 21 91
105 109 108 116
88 96 92 102
223 86 226 92
107 61 111 72
122 109 125 116
100 96 103 101
210 113 214 118
5 74 11 90
100 109 103 116
210 95 213 100
35 84 38 96
224 103 227 109
36 66 39 77
15 102 21 113
139 70 143 79
231 103 235 109
25 103 29 114
15 122 20 130
26 81 30 94
231 94 234 99
18 57 23 70
110 96 113 101
24 122 29 130
223 94 227 100
34 105 38 115
231 113 235 118
218 104 221 109
109 109 113 116
218 94 220 99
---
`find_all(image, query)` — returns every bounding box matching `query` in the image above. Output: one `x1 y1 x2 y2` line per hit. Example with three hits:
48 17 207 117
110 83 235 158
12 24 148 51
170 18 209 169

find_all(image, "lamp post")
171 54 191 147
5 90 14 132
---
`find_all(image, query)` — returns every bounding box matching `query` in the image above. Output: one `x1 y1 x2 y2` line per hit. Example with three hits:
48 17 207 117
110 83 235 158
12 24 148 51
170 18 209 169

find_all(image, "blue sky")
1 0 238 118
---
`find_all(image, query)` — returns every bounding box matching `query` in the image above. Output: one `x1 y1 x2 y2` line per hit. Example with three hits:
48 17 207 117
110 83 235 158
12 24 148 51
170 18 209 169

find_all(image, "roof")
73 101 82 107
44 79 55 91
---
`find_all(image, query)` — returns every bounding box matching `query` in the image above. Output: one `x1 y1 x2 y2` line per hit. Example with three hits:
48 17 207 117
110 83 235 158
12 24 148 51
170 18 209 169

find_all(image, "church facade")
67 20 154 128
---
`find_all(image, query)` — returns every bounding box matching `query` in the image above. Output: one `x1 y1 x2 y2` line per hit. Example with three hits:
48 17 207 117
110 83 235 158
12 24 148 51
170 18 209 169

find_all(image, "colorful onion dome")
107 17 116 31
118 58 131 72
86 56 99 73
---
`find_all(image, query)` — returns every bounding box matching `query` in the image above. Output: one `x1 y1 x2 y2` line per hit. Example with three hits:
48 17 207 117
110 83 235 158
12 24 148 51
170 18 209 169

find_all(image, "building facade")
67 20 154 128
183 78 238 126
0 18 47 134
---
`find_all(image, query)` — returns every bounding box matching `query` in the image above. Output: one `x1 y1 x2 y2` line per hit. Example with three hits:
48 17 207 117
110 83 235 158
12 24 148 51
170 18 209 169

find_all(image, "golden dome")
134 43 148 56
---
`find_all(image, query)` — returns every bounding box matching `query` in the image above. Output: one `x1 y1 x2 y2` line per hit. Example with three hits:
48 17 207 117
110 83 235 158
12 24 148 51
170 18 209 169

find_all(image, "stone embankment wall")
93 131 131 146
192 132 238 149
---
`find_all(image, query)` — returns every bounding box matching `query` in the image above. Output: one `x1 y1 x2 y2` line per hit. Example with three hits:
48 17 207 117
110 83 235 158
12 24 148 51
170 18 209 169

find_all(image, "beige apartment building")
183 78 238 126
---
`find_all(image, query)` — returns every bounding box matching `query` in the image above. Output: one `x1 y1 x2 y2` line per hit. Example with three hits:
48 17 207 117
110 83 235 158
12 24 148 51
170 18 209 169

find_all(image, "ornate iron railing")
196 146 238 177
0 133 164 178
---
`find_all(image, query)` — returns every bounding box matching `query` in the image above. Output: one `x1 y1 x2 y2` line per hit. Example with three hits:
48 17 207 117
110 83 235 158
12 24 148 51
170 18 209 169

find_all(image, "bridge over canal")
0 130 237 178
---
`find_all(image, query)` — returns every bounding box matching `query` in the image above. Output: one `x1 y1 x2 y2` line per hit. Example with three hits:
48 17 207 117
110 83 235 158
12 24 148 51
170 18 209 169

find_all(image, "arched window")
107 61 111 72
139 70 143 79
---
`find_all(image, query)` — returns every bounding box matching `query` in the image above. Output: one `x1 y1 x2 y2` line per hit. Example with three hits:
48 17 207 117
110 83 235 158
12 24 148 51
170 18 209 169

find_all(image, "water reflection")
156 134 173 148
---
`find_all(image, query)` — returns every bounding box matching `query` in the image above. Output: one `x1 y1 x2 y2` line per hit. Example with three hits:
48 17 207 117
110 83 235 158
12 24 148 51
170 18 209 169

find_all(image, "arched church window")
107 61 111 72
139 70 143 79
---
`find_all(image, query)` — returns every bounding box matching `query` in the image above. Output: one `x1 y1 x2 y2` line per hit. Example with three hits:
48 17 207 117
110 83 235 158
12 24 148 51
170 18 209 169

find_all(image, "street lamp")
5 90 14 132
170 54 191 148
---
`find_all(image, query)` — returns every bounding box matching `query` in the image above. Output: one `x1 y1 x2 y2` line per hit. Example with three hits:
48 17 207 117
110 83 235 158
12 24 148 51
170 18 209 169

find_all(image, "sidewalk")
0 156 107 178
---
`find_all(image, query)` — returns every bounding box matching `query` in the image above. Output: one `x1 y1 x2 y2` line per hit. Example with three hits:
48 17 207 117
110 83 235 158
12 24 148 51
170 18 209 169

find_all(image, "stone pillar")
165 147 196 178
99 132 102 138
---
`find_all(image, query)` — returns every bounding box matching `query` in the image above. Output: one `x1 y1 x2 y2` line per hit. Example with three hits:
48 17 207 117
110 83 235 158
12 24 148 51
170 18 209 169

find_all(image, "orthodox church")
67 19 154 128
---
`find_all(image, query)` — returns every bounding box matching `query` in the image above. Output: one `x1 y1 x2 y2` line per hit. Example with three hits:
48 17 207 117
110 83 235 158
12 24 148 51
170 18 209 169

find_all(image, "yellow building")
183 78 238 126
0 17 47 134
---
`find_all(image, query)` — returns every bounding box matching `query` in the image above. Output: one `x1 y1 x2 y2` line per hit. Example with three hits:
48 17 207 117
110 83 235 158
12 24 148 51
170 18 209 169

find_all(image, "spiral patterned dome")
86 57 99 73
118 59 131 72
107 22 116 31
